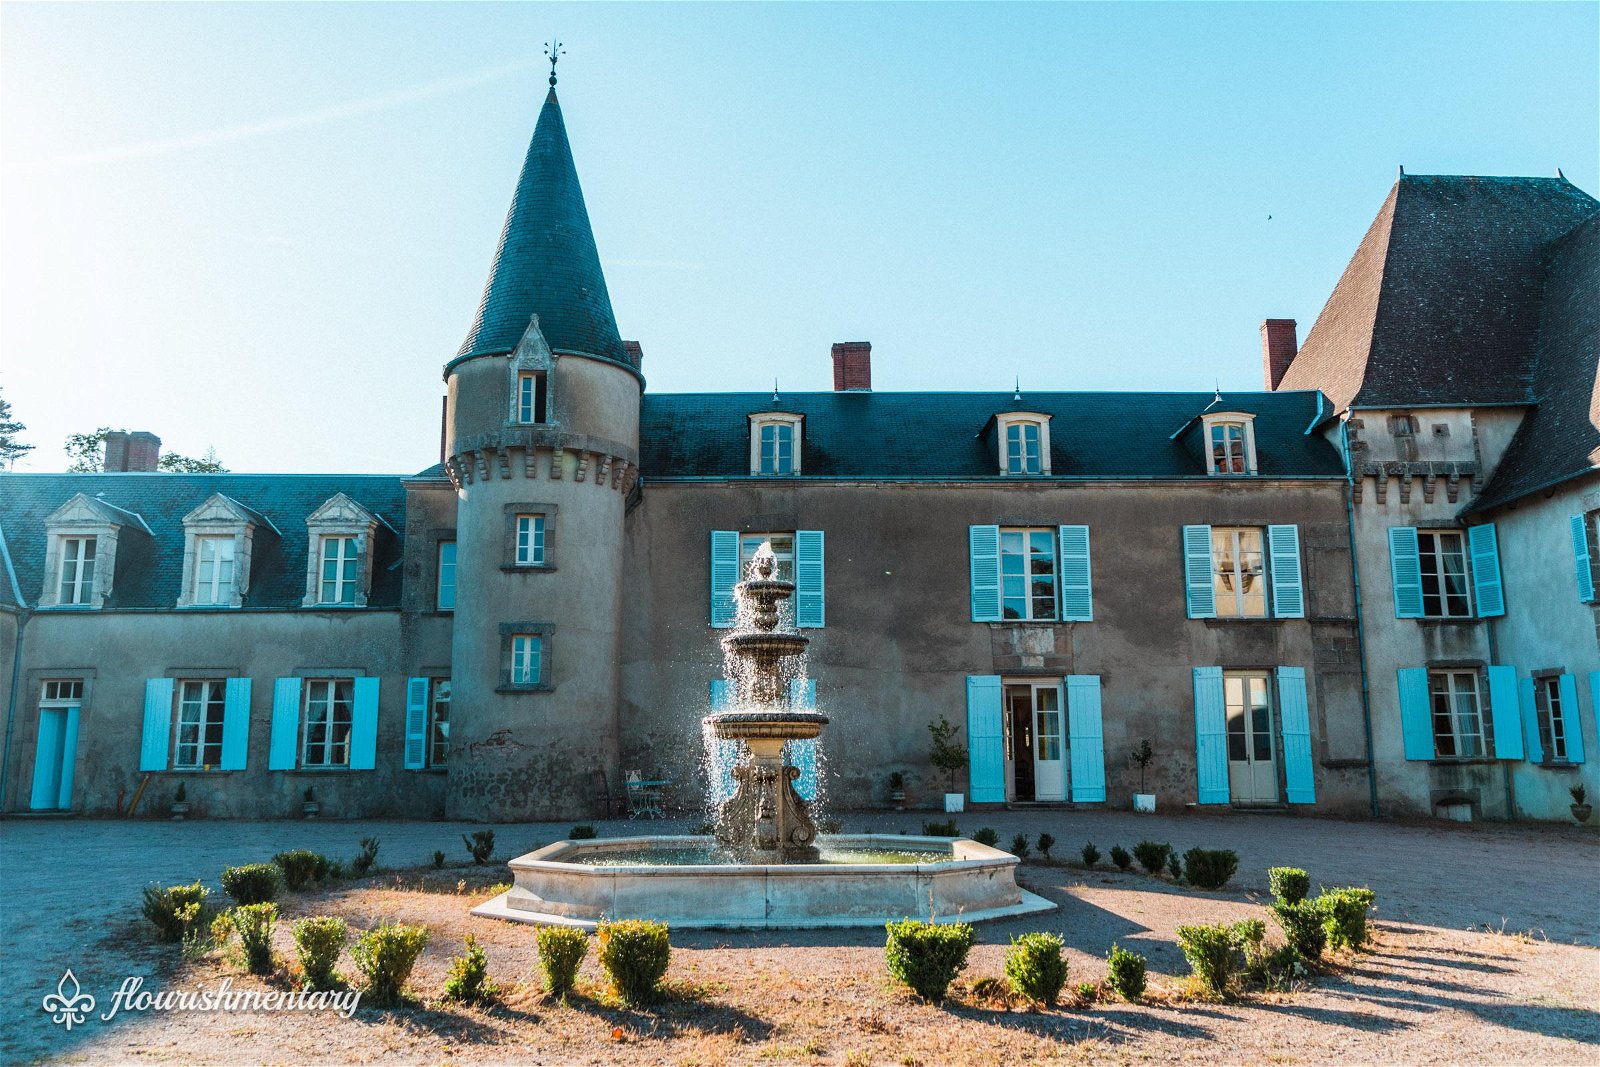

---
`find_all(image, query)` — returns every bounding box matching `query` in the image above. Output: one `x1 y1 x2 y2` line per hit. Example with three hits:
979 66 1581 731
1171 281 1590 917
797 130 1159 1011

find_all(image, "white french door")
1225 672 1279 804
1005 680 1066 801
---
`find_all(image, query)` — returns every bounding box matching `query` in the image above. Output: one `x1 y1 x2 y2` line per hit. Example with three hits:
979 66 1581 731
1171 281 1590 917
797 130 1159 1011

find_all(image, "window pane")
437 541 457 610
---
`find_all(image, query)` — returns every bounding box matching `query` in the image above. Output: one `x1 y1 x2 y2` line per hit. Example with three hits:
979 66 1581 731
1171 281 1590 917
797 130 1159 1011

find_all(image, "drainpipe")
1339 419 1381 818
0 523 30 812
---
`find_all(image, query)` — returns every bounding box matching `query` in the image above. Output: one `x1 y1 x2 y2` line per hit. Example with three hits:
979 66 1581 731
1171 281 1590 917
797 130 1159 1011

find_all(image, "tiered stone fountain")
472 541 1054 929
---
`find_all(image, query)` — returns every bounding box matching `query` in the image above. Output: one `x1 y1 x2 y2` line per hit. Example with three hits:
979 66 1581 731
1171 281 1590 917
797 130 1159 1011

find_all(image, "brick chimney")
831 342 871 392
623 340 644 372
107 431 162 472
103 431 131 472
1260 319 1298 390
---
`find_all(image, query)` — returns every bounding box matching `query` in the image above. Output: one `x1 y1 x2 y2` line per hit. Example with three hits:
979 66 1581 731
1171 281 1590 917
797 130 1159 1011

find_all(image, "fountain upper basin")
470 834 1057 930
705 710 829 742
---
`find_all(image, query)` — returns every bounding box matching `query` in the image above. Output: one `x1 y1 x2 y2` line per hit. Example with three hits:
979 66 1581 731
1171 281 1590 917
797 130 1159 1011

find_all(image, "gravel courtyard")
2 810 1595 1065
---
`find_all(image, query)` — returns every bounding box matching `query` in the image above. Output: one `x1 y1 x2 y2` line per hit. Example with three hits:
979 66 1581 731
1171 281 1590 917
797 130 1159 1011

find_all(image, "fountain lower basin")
470 834 1056 930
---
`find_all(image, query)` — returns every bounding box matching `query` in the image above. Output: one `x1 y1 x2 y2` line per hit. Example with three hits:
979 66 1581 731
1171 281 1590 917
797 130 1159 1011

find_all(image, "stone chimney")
831 342 871 392
623 340 644 372
104 431 161 472
1260 319 1298 390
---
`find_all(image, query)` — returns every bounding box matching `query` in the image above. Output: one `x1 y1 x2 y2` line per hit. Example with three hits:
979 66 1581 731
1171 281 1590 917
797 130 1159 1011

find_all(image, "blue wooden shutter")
1058 526 1093 622
268 678 301 771
1183 526 1216 619
1559 674 1584 763
969 526 1001 622
403 677 429 770
1519 677 1542 764
1066 674 1106 802
1572 516 1596 603
966 675 1004 802
30 712 62 810
708 679 737 805
1389 527 1424 619
1468 524 1505 618
710 531 740 628
57 706 80 810
787 678 819 801
1276 666 1315 804
1397 667 1433 760
1192 667 1228 803
139 678 174 772
795 530 825 628
349 677 379 770
220 677 251 771
1485 666 1523 760
1267 525 1306 618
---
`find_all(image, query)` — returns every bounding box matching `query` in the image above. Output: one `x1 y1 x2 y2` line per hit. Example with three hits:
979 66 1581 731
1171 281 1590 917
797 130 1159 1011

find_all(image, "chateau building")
1 86 1594 823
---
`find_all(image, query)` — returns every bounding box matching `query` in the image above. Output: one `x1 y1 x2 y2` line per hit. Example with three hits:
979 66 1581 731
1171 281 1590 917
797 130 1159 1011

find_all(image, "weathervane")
545 38 565 88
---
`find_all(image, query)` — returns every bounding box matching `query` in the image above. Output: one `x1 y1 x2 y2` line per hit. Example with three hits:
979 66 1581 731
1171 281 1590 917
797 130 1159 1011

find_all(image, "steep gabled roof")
1470 212 1600 511
456 89 627 368
1280 174 1600 410
639 390 1344 480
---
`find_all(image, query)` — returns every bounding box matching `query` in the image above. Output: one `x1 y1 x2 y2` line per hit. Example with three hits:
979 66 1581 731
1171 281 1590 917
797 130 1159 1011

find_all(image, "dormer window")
39 493 150 609
194 537 236 604
517 371 548 424
178 493 269 609
58 537 97 605
749 413 803 476
302 494 381 608
1202 412 1258 475
995 413 1052 475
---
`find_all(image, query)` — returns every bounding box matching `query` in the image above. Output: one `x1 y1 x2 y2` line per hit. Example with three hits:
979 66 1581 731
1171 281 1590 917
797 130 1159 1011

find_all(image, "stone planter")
169 802 189 821
302 802 320 819
1132 793 1156 814
889 790 906 811
1573 803 1592 824
944 793 965 813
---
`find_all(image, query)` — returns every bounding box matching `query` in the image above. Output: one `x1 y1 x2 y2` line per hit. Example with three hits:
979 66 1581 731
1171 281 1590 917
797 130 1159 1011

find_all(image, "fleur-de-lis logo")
42 970 96 1030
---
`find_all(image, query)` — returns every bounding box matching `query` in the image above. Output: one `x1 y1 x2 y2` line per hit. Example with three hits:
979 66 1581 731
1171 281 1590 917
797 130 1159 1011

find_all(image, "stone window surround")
431 530 458 613
1529 668 1577 768
301 495 381 609
502 503 558 572
995 412 1052 476
505 314 559 429
24 671 95 798
1421 660 1494 764
176 495 268 609
748 412 803 476
497 621 555 693
38 494 149 609
1202 411 1259 476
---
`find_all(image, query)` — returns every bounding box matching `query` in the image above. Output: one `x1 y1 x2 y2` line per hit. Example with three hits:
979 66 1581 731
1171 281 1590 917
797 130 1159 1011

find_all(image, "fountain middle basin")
471 834 1056 930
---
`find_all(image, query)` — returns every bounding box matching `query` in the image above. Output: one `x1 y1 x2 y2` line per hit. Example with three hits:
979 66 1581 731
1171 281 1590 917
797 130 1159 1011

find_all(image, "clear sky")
2 2 1595 474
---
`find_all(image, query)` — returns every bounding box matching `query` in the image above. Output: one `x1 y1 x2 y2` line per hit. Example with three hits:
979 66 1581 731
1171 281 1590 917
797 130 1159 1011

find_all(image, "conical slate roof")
456 89 627 366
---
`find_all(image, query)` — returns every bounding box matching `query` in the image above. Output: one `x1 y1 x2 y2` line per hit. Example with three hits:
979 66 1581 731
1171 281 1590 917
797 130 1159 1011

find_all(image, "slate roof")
0 473 407 611
456 89 628 368
638 390 1345 480
1279 175 1600 410
1470 212 1600 511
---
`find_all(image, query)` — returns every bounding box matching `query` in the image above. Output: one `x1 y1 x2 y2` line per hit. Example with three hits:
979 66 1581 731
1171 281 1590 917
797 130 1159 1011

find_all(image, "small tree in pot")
170 782 189 820
1572 784 1592 825
302 785 320 819
1130 740 1156 813
888 771 906 810
928 716 968 812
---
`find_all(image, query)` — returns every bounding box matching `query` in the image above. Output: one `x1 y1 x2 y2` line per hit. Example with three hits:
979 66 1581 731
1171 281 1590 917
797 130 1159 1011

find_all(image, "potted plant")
888 771 906 810
928 716 968 813
1572 784 1592 825
1130 739 1156 813
170 782 189 821
302 785 320 819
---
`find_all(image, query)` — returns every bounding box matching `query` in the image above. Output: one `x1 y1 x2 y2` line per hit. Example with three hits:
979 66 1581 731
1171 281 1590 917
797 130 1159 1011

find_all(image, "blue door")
30 705 79 811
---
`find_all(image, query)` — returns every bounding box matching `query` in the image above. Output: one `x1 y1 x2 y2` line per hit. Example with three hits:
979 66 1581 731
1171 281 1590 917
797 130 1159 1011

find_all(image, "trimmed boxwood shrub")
597 919 671 1006
1272 899 1328 961
274 850 331 891
1109 845 1132 871
463 830 494 865
1004 932 1068 1006
233 902 278 975
1320 887 1376 950
1080 841 1100 867
141 881 209 942
292 916 348 991
537 926 590 997
1106 943 1147 1001
921 820 959 837
1268 866 1310 905
972 827 1000 847
884 919 976 1001
1132 840 1171 875
221 863 282 905
443 933 498 1005
1182 848 1240 890
569 825 598 840
1175 921 1244 996
351 922 430 1007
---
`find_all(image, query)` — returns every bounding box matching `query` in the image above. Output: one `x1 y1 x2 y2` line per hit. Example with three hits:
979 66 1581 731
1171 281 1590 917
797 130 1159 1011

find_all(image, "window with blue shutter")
1276 667 1315 803
1388 528 1424 619
965 675 1004 802
1267 525 1306 618
1183 526 1216 619
56 706 80 810
1557 674 1584 764
140 678 174 772
268 678 302 770
1396 667 1433 760
1065 675 1106 802
1573 516 1596 603
1518 676 1542 764
710 531 740 628
349 678 379 770
708 680 737 805
1485 666 1523 761
1192 667 1228 803
1467 524 1505 618
1057 526 1093 622
795 531 825 628
969 526 1001 622
403 677 430 770
220 677 251 771
787 679 819 801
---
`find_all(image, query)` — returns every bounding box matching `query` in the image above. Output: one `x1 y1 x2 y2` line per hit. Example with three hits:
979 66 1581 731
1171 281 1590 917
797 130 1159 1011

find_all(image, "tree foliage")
0 388 34 468
63 427 228 473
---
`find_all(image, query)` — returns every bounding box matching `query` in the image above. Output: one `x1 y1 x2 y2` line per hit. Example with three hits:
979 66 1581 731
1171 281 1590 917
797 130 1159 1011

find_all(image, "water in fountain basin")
569 843 941 867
